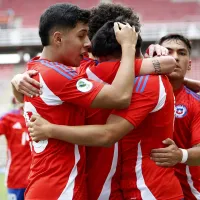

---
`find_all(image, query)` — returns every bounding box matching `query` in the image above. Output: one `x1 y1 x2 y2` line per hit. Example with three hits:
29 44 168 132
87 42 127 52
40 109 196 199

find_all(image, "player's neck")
40 47 59 62
169 79 184 91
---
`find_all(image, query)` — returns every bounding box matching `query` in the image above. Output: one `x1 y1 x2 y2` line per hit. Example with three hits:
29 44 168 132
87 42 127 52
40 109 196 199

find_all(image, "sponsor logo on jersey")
76 78 93 92
12 122 22 129
175 105 187 118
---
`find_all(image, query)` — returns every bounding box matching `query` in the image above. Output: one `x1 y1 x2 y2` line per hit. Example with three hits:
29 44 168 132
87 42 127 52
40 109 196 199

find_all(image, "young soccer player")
0 99 31 200
28 18 184 199
150 34 200 200
12 3 180 199
11 3 139 200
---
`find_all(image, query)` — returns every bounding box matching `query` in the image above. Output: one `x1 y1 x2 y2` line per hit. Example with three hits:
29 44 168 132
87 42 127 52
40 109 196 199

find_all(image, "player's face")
161 39 191 80
59 22 91 67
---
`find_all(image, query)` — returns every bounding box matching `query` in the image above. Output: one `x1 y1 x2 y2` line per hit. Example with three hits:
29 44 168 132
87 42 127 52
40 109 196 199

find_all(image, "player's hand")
145 44 169 58
11 70 42 98
114 22 138 47
28 115 51 141
150 138 182 167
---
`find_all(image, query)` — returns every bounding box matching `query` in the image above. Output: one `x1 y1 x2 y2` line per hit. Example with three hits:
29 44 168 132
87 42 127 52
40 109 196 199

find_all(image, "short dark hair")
89 3 141 40
158 34 192 55
39 3 90 46
91 16 142 57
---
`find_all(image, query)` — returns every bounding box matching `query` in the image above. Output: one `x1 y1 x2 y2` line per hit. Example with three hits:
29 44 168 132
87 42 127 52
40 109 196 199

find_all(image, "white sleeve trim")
86 67 106 84
151 76 166 113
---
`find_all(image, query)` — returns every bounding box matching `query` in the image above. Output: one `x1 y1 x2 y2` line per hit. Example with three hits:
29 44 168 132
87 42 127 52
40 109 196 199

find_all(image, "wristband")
180 148 188 163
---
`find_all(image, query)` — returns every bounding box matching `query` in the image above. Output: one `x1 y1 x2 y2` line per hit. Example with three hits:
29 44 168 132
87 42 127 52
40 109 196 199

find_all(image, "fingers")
19 79 40 97
30 115 39 122
155 162 173 167
148 44 155 57
18 85 34 98
25 75 42 91
27 70 39 77
146 44 169 57
28 127 33 133
162 138 175 145
151 148 169 153
151 157 169 162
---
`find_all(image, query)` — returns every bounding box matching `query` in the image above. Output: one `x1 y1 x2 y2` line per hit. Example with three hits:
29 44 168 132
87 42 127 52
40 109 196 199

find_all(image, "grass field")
0 173 7 200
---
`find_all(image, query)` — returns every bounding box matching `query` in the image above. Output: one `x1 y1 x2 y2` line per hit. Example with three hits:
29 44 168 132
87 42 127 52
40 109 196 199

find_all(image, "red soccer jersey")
173 86 200 200
112 75 183 200
0 109 31 189
23 57 104 200
78 59 142 200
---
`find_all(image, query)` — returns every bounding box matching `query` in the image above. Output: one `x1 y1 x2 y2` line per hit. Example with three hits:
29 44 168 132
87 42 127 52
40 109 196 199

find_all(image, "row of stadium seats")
0 0 199 27
0 0 99 27
113 0 200 22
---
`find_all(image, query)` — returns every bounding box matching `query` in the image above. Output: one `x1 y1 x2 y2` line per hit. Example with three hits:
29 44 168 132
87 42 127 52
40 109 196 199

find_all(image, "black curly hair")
88 3 141 40
39 3 90 46
91 16 142 58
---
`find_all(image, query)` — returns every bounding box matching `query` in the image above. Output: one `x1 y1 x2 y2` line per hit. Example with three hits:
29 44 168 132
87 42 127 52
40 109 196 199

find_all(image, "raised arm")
90 22 138 109
139 56 177 76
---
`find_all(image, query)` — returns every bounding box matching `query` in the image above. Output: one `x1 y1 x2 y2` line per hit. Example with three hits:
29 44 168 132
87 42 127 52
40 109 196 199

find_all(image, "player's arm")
29 114 134 147
183 78 200 93
139 56 177 76
151 138 200 166
90 22 137 109
140 44 177 75
29 76 159 146
11 70 42 102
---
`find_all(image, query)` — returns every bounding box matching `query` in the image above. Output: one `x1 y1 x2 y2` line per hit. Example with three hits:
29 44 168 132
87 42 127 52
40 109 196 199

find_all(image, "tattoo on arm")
152 59 161 74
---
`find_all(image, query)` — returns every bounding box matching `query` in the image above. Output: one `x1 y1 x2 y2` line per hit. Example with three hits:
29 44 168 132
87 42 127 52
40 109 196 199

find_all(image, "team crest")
76 78 93 92
175 105 187 118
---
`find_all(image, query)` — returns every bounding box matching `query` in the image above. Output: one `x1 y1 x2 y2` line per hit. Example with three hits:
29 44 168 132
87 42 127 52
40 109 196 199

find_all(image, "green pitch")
0 173 7 200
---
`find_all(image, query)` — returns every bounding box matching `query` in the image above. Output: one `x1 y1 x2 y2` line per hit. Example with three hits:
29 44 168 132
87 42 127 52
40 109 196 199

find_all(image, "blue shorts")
7 188 25 200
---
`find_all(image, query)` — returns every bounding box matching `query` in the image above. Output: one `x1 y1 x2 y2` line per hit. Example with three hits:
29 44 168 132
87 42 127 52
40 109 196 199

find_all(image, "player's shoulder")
28 57 78 81
134 75 159 93
184 87 200 110
78 58 97 75
184 87 200 103
87 60 120 84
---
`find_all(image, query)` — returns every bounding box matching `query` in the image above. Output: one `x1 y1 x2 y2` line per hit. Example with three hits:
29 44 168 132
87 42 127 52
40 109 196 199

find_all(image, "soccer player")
12 3 139 200
0 99 31 200
28 18 184 199
150 34 200 200
14 4 178 199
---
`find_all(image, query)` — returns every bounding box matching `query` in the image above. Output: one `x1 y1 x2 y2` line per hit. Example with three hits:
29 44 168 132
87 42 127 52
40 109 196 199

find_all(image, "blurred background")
0 0 199 199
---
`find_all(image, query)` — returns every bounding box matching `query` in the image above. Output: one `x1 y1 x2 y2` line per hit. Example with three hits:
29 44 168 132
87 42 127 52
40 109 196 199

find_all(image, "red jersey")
23 57 104 200
112 75 183 200
174 86 200 200
0 109 31 189
78 59 142 200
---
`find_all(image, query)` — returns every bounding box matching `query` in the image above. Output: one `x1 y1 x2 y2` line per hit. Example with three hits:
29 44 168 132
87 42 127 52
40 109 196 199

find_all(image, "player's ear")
53 31 62 47
188 60 191 71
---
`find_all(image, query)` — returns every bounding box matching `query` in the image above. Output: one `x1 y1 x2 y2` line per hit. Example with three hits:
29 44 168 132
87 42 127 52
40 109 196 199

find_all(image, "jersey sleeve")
112 75 160 128
38 63 104 108
190 104 200 146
